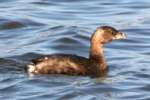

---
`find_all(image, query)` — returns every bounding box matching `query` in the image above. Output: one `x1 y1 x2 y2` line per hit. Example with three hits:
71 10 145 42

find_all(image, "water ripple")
0 0 150 100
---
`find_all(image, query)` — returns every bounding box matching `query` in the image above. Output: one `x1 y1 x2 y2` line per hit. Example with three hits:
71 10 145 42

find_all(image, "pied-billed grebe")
26 26 126 77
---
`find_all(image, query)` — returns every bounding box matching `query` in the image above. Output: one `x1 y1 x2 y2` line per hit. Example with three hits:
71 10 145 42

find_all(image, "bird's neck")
89 33 107 73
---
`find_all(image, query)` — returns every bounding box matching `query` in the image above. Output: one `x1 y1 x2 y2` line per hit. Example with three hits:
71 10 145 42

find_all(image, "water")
0 0 150 99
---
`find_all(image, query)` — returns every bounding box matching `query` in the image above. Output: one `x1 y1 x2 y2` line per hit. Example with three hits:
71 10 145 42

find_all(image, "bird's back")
27 54 90 75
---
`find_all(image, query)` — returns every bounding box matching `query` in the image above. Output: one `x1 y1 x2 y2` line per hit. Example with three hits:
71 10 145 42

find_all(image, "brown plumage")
26 26 126 77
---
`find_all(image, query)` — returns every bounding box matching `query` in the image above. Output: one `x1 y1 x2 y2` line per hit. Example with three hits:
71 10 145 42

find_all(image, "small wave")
0 21 25 30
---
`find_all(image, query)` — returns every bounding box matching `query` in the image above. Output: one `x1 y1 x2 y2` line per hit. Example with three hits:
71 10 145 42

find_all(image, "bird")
26 26 126 77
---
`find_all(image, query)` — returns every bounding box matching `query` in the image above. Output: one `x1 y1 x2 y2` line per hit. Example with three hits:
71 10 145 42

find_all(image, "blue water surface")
0 0 150 100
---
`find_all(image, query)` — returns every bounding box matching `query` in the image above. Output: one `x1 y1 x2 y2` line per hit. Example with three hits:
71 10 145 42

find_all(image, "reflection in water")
0 0 150 100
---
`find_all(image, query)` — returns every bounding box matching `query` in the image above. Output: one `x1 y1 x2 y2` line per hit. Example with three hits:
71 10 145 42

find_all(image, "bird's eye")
111 31 115 35
108 29 114 35
111 31 117 35
110 31 113 34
